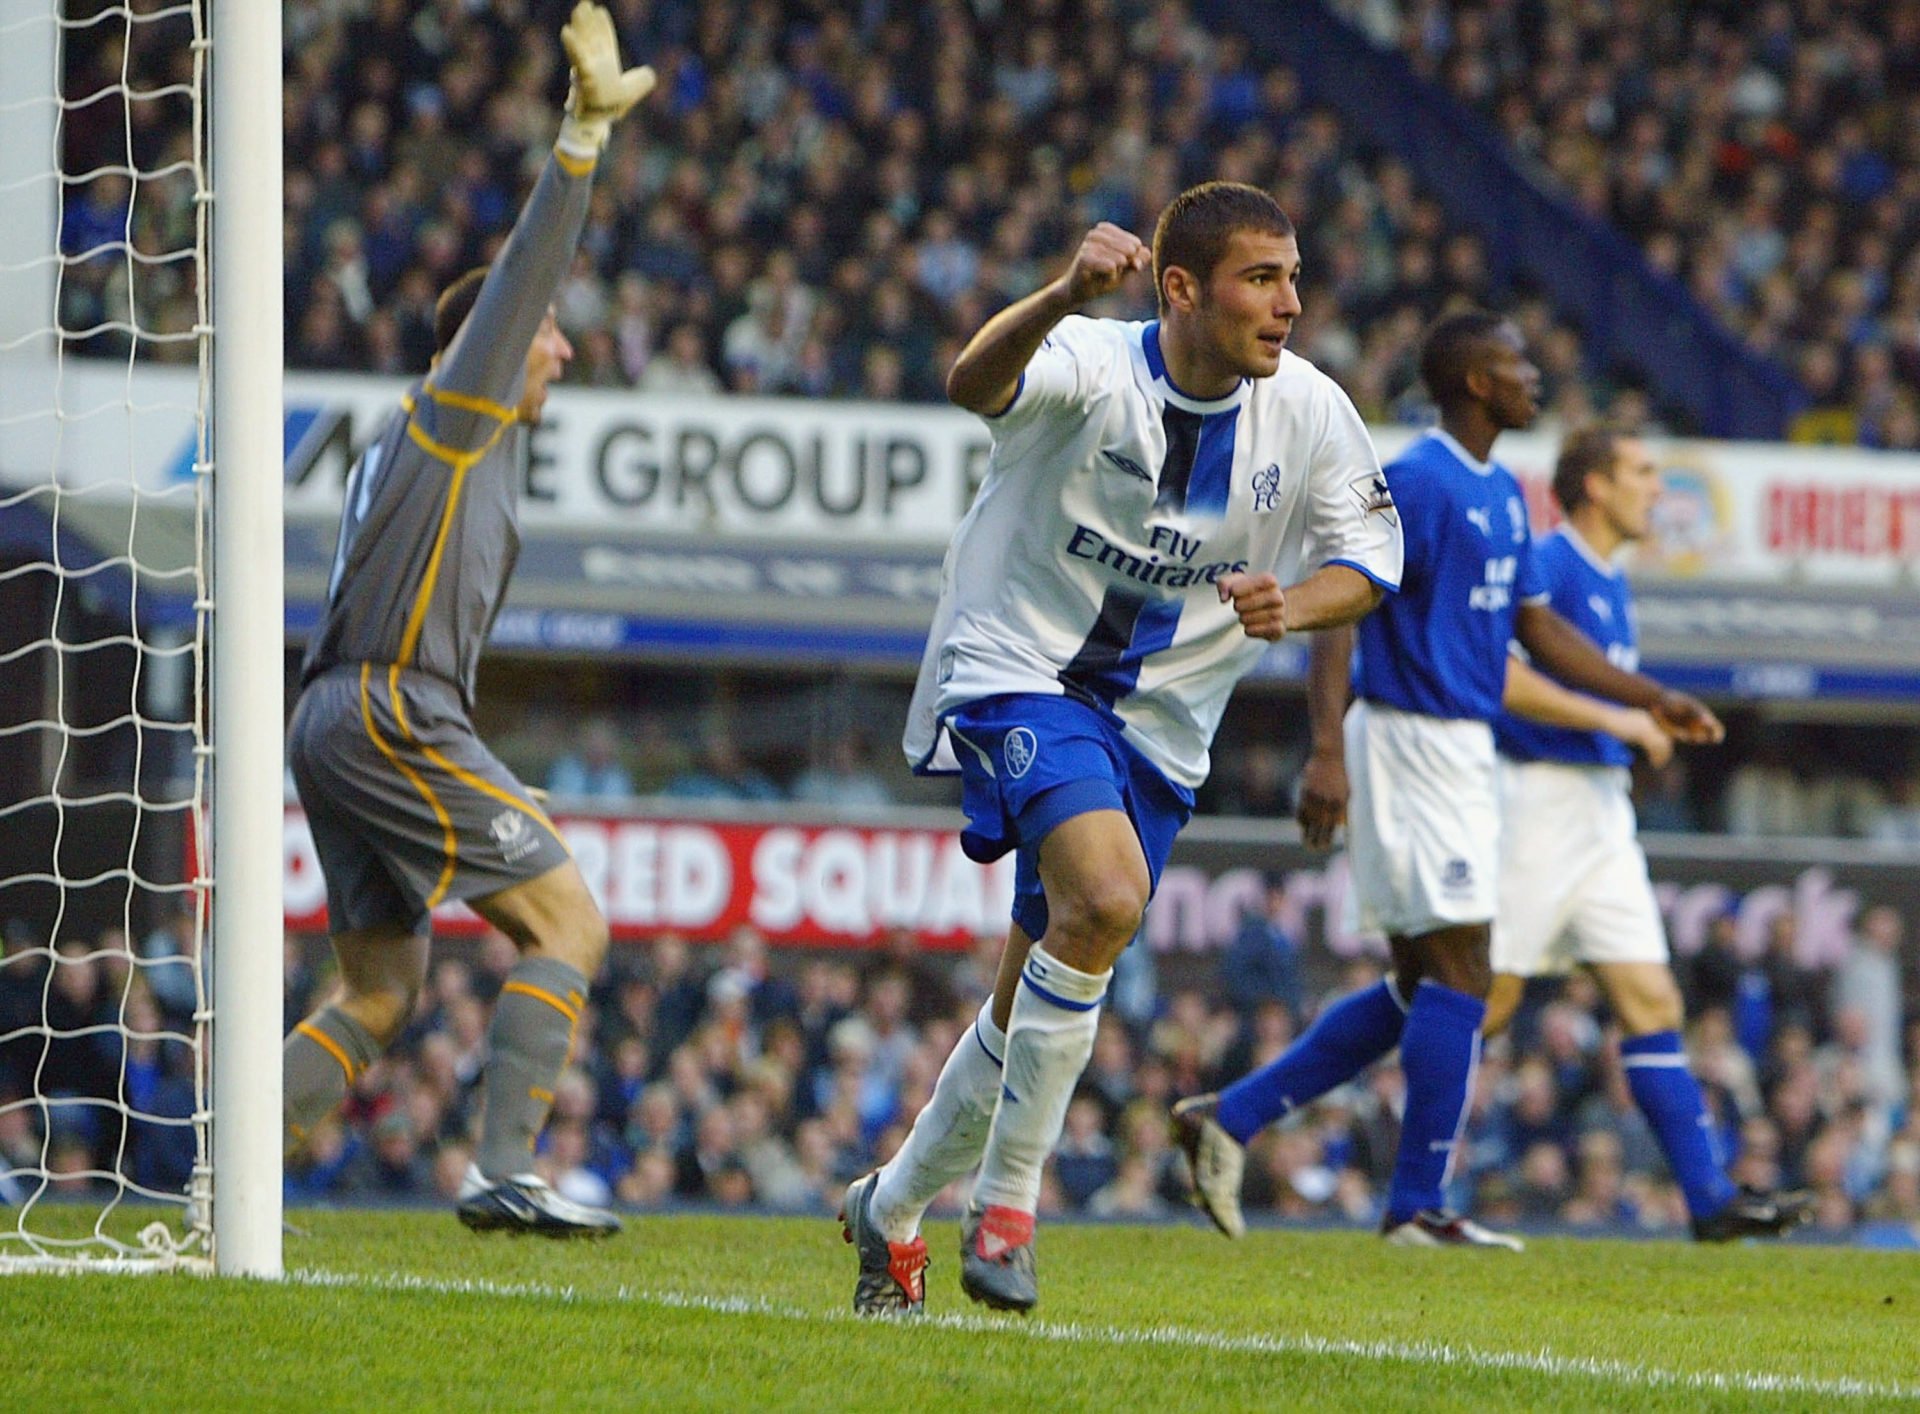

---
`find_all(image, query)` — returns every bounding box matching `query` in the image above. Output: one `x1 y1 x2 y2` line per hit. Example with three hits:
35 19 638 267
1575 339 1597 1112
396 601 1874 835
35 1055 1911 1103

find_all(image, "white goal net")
0 0 281 1275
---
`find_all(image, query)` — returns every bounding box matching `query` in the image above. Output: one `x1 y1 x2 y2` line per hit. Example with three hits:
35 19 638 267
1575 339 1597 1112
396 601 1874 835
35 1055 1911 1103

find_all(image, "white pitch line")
291 1267 1917 1403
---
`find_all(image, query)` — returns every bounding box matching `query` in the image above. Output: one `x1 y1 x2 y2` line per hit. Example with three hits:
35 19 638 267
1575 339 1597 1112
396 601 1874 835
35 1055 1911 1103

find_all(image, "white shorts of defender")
1491 758 1669 976
1343 700 1499 939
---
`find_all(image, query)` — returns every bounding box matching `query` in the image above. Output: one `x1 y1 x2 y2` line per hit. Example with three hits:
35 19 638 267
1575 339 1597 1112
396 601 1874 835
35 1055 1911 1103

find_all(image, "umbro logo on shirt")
1102 449 1154 483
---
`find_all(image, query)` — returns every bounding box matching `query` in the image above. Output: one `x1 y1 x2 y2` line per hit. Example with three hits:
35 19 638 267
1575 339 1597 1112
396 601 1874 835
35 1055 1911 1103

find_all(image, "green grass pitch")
9 1210 1919 1410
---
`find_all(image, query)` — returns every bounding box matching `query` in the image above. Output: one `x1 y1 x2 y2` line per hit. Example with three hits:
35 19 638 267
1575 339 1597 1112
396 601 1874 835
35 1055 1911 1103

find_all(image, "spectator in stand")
1108 931 1162 1042
638 323 723 396
664 724 782 803
140 900 200 1028
1054 1095 1119 1210
1635 756 1699 834
874 929 957 1031
0 921 48 1103
1221 880 1304 1025
790 736 892 810
1211 739 1296 818
1833 906 1908 1109
343 1110 433 1198
1686 912 1745 1021
546 715 636 802
1869 770 1920 847
42 942 124 1143
711 926 800 1031
1722 735 1810 836
1763 913 1830 1043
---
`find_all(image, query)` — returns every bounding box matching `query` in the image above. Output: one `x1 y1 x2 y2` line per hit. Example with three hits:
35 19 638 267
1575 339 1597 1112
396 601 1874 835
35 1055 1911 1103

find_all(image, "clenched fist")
1064 224 1151 307
1217 571 1288 641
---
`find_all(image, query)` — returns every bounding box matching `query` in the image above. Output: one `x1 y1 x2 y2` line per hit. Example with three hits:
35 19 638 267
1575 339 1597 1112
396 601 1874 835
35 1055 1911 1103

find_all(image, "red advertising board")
270 805 1912 967
280 807 1016 950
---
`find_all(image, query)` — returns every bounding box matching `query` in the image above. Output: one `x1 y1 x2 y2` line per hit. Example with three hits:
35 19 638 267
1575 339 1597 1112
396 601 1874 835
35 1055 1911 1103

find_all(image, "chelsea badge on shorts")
1003 726 1038 779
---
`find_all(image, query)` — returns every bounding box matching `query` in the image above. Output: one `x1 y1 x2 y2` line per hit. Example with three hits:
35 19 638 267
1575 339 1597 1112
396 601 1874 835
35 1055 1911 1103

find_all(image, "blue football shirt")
1494 525 1639 768
1352 430 1545 722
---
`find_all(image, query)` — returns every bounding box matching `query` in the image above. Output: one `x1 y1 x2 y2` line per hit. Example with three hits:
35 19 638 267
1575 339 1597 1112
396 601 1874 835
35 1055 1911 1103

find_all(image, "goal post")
209 0 284 1279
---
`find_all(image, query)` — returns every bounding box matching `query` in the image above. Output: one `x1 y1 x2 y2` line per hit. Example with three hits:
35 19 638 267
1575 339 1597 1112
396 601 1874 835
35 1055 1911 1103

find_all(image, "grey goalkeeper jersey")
301 149 595 712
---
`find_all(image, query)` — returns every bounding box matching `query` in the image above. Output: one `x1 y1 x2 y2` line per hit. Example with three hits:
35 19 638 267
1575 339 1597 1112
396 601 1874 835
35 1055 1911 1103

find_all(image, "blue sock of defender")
1385 982 1485 1224
1621 1030 1739 1220
1215 980 1409 1144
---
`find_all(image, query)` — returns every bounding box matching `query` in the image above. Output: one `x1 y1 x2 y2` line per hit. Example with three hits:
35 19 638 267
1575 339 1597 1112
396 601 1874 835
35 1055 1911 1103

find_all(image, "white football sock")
971 945 1109 1215
869 998 1005 1242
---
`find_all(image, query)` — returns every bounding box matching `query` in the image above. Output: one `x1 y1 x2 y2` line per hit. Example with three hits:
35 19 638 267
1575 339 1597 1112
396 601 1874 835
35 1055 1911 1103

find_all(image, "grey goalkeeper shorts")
287 663 572 935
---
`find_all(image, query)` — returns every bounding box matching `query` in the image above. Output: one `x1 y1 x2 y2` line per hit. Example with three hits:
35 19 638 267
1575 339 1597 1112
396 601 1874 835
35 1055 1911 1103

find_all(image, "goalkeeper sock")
972 946 1107 1214
1622 1030 1739 1220
1385 981 1484 1224
475 956 588 1181
870 998 1005 1242
1215 979 1409 1143
283 1005 381 1150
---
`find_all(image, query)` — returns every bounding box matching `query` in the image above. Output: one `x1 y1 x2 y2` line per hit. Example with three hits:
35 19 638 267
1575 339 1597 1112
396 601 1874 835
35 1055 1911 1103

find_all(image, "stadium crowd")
68 0 1663 431
1335 0 1920 449
7 897 1920 1241
72 0 1920 445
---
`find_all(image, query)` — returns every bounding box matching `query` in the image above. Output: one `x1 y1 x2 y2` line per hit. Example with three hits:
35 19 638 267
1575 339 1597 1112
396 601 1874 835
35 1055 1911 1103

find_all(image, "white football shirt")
905 315 1404 789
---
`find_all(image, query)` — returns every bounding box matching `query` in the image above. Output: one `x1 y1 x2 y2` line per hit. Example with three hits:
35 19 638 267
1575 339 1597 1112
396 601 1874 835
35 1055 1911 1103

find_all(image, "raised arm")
429 4 653 438
1502 657 1674 766
1514 602 1724 743
945 223 1149 415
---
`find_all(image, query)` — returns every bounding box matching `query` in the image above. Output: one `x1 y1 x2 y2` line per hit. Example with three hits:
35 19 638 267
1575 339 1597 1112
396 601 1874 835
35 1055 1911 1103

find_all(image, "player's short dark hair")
434 266 489 355
1553 424 1622 513
1151 182 1295 314
1419 308 1511 410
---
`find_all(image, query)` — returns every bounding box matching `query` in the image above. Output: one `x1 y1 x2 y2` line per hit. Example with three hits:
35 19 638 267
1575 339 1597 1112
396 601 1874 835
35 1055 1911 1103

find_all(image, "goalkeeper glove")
556 1 656 162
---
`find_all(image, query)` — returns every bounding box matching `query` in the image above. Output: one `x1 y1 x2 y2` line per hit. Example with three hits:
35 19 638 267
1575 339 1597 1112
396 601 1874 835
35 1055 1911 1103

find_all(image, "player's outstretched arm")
1515 603 1724 743
945 223 1149 416
1296 623 1354 850
432 3 654 421
1502 658 1674 767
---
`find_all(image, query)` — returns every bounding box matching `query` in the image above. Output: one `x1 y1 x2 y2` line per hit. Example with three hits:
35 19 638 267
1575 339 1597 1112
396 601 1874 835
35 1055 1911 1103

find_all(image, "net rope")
0 0 213 1273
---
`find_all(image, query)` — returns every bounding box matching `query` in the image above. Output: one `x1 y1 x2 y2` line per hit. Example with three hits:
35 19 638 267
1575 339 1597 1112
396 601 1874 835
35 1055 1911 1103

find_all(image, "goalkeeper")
282 3 650 1237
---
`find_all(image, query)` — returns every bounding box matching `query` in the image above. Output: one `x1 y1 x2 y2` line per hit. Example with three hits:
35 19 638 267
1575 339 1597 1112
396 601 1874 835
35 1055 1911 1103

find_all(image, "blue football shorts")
944 693 1194 941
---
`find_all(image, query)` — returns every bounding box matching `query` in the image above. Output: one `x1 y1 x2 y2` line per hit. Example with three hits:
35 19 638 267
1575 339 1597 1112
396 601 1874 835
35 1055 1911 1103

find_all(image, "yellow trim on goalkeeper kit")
501 980 581 1024
394 410 510 667
384 665 571 858
419 382 519 424
359 663 459 909
296 1021 358 1083
501 979 584 1103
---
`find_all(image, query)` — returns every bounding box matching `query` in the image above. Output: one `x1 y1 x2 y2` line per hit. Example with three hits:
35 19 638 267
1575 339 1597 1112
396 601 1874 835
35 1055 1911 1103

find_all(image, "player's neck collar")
1557 520 1622 577
1141 321 1250 415
1429 427 1496 476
